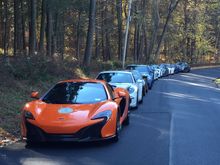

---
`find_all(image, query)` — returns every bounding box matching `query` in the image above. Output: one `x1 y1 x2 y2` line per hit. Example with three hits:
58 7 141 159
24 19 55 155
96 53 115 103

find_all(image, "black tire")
149 83 152 90
123 114 130 126
145 84 149 93
139 94 143 104
26 140 38 147
112 112 121 142
26 140 32 146
143 87 146 96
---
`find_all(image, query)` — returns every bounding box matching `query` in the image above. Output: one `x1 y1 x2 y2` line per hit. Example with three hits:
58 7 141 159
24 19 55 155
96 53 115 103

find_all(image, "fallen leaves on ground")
0 128 20 147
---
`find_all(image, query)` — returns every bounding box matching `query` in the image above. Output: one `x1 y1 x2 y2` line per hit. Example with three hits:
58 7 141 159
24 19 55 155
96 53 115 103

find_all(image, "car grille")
25 119 107 142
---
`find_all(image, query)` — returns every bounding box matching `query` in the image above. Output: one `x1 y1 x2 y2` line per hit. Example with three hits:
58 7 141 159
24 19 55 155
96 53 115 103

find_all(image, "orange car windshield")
42 82 107 104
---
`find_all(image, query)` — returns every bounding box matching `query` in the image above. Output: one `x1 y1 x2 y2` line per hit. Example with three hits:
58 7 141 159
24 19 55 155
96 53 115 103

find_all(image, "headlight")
92 110 112 121
127 86 135 94
24 111 35 120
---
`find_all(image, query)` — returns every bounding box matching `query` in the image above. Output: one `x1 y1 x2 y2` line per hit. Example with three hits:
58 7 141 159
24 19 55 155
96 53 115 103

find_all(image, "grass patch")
0 56 82 137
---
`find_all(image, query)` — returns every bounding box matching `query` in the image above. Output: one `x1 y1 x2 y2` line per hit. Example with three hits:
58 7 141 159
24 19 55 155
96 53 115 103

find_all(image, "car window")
106 84 115 99
42 82 107 104
132 71 141 82
127 66 149 73
97 73 134 83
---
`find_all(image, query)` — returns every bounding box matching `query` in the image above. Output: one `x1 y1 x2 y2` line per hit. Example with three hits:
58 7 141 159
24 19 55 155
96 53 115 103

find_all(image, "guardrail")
191 63 220 70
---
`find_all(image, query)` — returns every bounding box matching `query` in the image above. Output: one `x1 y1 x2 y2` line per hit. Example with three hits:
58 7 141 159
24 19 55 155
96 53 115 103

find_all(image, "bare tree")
14 0 23 56
116 0 123 60
39 0 46 54
146 0 160 63
46 0 52 57
2 0 9 57
29 0 37 56
154 0 180 59
83 0 96 67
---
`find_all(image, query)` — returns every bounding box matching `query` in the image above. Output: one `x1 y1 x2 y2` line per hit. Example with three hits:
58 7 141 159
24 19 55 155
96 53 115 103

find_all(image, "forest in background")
0 0 220 68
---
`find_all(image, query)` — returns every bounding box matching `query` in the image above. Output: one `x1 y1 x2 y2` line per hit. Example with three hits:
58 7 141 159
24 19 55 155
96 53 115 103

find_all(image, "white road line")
169 113 174 165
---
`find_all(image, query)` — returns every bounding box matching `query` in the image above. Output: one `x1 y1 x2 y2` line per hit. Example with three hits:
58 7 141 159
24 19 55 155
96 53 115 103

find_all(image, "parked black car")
176 62 191 73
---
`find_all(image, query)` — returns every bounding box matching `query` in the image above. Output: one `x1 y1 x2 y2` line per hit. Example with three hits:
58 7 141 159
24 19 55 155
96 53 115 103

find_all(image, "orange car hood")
30 101 105 123
25 100 110 134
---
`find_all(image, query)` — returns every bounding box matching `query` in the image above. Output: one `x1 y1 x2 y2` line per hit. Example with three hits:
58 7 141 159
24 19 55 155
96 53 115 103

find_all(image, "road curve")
1 67 220 165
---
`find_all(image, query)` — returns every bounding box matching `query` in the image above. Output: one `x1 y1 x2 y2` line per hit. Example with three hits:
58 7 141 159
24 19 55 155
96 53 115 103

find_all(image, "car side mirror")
118 91 126 97
113 88 127 99
31 91 39 99
142 75 147 79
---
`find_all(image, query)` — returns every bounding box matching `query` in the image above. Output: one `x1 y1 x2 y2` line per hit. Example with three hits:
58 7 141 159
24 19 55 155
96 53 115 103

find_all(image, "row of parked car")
21 62 190 144
96 62 191 109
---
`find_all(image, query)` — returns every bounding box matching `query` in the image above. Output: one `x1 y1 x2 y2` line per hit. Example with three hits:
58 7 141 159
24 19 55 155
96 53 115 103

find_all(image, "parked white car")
150 65 162 79
166 64 175 75
96 71 143 108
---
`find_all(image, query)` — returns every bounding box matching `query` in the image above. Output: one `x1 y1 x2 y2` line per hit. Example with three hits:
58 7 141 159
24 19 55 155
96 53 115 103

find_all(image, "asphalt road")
1 67 220 165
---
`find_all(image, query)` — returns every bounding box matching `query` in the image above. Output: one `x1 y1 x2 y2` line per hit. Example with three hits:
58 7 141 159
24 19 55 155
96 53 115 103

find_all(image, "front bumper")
129 92 138 108
25 119 111 142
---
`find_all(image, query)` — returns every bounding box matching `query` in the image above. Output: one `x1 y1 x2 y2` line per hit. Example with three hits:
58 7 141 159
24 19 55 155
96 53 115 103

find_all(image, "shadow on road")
1 113 170 165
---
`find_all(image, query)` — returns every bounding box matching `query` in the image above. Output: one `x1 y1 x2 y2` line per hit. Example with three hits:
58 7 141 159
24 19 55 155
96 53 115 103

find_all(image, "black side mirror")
142 75 147 79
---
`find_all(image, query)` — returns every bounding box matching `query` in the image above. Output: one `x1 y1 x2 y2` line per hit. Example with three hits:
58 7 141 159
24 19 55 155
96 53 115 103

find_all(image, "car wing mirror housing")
114 88 127 99
31 91 39 99
118 91 126 97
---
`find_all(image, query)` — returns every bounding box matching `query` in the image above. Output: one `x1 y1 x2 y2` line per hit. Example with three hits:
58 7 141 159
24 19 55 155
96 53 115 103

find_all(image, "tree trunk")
105 30 111 61
144 27 150 62
21 0 26 54
190 0 197 64
59 17 65 60
14 0 19 56
0 0 3 50
56 12 65 60
52 11 58 56
101 6 105 61
83 0 96 67
95 24 99 59
76 11 81 60
29 0 37 56
116 0 123 60
39 0 46 54
46 0 52 57
155 0 180 59
2 0 8 57
183 0 187 61
133 19 138 63
138 28 144 63
142 0 149 63
104 1 111 61
101 3 106 61
146 0 160 63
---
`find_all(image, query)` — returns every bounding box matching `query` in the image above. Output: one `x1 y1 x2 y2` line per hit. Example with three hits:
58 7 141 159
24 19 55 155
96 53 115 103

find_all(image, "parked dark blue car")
176 62 191 73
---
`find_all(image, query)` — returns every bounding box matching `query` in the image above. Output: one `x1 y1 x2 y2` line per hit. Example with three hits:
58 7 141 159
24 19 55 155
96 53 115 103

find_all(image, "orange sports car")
21 79 130 144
